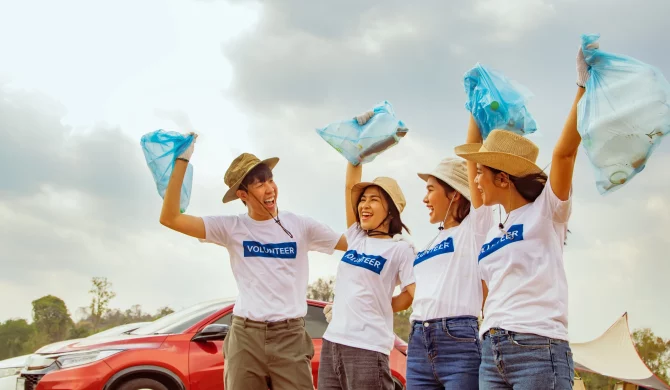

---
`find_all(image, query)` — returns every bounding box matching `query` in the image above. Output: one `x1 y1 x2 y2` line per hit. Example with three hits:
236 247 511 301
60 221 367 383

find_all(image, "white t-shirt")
323 224 416 355
411 205 494 322
201 211 341 322
479 181 572 341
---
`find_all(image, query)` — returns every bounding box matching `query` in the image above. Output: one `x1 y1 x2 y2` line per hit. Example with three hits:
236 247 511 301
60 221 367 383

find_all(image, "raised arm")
345 162 362 229
159 137 206 239
466 114 485 209
550 87 585 200
344 111 374 229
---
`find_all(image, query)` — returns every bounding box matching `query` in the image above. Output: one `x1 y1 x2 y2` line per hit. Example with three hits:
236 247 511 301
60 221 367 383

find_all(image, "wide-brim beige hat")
222 153 279 203
454 129 542 177
418 157 471 202
350 177 406 218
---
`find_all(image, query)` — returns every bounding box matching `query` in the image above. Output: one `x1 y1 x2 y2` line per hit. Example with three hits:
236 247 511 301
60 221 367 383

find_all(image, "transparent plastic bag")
140 130 194 213
578 33 670 194
464 63 537 139
316 101 408 166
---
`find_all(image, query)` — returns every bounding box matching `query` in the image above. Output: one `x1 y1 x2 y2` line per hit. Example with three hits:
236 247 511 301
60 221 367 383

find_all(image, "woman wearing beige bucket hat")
402 156 495 389
318 112 417 390
158 137 349 390
455 45 598 389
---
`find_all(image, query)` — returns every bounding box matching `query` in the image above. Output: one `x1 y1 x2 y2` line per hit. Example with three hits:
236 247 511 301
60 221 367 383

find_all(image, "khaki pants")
223 315 315 390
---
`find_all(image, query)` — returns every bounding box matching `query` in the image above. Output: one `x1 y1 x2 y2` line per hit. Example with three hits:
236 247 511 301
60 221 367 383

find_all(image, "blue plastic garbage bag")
140 130 195 213
316 101 408 166
464 63 538 139
578 33 670 195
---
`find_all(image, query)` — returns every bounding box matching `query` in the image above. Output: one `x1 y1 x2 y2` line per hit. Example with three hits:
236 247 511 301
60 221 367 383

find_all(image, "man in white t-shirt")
158 137 347 389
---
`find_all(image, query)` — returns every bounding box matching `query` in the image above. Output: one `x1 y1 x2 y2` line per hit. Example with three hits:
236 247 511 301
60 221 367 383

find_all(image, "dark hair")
488 167 547 202
239 163 273 205
486 166 570 245
355 185 410 236
435 178 471 223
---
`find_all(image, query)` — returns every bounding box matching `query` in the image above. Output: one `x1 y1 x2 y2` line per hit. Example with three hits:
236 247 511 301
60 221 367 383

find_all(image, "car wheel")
117 378 169 390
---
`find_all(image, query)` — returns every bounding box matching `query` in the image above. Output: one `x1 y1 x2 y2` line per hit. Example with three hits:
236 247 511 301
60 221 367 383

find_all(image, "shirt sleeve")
344 223 365 247
536 180 572 224
201 215 233 247
463 205 495 237
396 243 416 291
302 216 342 255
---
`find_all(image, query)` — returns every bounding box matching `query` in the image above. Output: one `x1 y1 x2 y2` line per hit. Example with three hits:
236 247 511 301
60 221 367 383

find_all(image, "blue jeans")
480 328 575 389
406 316 481 389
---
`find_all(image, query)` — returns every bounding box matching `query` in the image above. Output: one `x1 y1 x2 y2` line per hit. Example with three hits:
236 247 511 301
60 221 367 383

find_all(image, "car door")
304 303 329 387
188 312 232 390
188 304 329 389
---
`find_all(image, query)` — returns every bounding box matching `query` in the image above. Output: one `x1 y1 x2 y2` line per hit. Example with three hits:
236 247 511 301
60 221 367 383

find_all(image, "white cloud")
468 0 556 42
2 0 670 348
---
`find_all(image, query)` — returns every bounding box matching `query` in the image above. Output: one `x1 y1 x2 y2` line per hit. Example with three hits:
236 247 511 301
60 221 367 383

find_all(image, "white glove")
323 304 333 323
355 111 374 126
177 132 198 161
576 41 599 88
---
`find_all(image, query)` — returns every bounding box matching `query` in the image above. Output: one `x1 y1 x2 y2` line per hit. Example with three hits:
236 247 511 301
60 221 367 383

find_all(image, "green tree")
89 277 116 332
579 372 617 389
32 295 72 344
0 319 35 359
393 309 412 342
155 306 175 319
632 328 670 383
306 277 335 302
68 322 93 339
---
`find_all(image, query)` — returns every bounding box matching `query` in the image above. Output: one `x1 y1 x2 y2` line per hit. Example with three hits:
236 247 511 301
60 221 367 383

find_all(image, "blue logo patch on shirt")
414 237 455 267
478 224 524 262
243 241 297 259
341 250 387 274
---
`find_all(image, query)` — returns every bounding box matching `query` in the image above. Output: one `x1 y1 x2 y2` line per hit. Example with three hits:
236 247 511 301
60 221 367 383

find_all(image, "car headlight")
56 350 123 369
0 367 22 379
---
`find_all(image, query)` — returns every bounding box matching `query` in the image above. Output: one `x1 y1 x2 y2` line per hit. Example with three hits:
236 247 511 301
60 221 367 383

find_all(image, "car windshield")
129 299 234 336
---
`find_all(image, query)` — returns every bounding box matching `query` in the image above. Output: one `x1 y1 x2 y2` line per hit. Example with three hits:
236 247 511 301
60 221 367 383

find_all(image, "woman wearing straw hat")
454 45 597 389
400 156 494 389
318 113 417 390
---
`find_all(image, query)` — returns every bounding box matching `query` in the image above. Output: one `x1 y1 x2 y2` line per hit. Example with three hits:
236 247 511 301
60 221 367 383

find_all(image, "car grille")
22 374 44 390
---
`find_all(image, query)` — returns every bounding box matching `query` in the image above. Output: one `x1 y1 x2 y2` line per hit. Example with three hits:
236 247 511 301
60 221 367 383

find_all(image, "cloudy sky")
1 0 669 342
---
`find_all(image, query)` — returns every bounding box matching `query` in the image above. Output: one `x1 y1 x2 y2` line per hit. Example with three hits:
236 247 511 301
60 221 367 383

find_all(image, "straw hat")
454 130 542 177
222 153 279 203
417 157 471 202
350 177 406 217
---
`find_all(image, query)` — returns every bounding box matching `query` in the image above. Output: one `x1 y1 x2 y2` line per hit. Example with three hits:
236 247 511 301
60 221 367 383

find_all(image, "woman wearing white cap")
318 112 417 390
453 45 597 389
400 156 493 389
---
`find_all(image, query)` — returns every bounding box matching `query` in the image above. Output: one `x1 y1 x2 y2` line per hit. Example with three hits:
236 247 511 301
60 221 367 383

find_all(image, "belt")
232 315 304 329
412 315 478 328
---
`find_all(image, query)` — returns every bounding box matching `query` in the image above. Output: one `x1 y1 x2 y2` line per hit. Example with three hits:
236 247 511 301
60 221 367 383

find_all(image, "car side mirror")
192 324 229 342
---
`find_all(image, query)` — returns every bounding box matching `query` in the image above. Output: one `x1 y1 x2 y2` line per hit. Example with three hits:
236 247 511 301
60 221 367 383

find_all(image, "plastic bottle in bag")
316 101 408 166
464 63 538 139
140 130 195 213
578 33 670 194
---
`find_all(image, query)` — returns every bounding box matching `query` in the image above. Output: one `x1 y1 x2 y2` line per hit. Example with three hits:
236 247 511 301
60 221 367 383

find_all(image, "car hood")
0 354 30 368
35 334 168 355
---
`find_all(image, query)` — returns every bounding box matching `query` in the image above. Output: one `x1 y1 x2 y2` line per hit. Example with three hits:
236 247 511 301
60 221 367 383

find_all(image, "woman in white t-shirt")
402 156 493 389
318 112 417 390
453 45 597 389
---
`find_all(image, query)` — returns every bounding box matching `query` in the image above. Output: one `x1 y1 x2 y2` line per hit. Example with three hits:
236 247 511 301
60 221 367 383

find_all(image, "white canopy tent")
571 313 670 390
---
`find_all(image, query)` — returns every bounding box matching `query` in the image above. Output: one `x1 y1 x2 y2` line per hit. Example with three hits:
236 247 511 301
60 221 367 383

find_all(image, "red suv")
18 299 408 389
